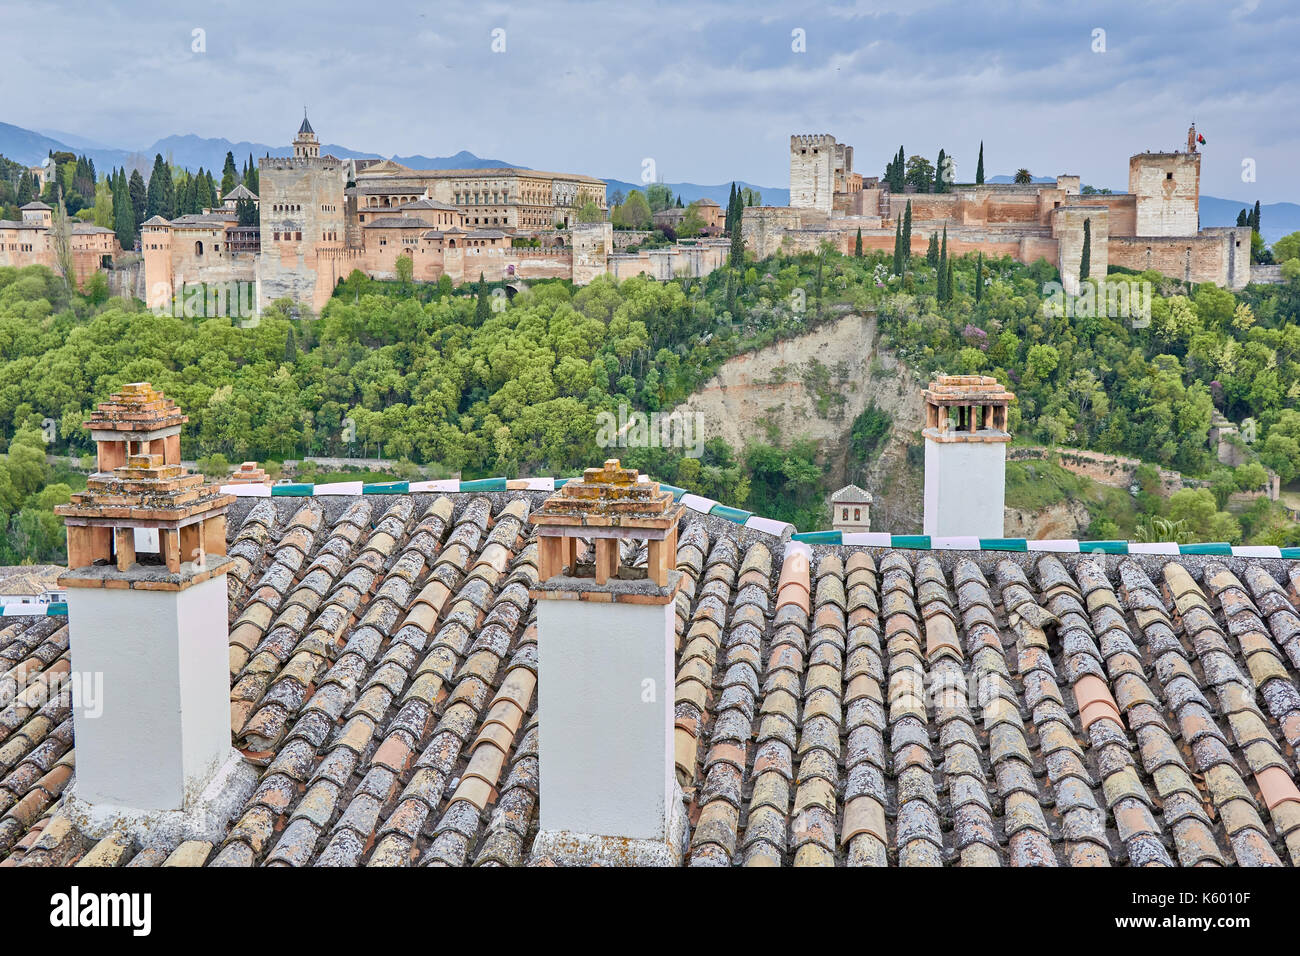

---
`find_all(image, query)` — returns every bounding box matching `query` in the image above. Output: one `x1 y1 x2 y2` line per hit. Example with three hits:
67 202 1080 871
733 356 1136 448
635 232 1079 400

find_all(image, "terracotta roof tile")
9 483 1300 865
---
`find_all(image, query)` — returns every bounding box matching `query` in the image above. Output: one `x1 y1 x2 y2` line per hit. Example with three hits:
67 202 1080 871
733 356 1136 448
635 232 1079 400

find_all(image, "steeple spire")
293 110 319 158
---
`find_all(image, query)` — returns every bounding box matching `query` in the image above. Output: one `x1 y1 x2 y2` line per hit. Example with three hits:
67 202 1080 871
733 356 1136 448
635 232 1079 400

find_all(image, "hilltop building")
6 119 1265 312
138 114 731 314
745 126 1253 292
0 201 119 284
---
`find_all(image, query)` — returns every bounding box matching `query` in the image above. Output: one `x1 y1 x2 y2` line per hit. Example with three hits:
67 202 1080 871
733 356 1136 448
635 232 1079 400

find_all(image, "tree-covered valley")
2 235 1299 563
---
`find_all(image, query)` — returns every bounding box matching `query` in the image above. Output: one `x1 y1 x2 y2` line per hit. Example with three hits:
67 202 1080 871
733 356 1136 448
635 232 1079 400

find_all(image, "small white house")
831 484 873 533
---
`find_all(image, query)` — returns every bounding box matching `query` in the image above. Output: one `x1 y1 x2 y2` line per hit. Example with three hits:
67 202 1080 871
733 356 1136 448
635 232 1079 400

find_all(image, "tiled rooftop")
2 490 1299 866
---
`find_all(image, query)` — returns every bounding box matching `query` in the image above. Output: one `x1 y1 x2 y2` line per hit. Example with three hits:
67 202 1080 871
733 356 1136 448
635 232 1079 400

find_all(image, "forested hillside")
1 237 1299 562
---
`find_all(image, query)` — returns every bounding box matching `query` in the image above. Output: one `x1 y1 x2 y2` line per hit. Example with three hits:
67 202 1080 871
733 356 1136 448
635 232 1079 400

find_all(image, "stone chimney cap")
531 460 684 591
85 382 188 434
58 386 232 581
923 375 1015 405
227 461 272 486
55 453 232 528
530 459 683 532
923 375 1015 444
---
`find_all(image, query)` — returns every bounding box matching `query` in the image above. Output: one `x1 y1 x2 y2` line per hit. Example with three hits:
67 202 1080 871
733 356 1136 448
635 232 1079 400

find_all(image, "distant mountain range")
4 121 1295 242
1200 196 1298 244
0 121 517 176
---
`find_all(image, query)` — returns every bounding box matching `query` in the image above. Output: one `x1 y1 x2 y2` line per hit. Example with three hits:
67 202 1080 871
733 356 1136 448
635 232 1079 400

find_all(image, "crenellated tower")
257 110 347 312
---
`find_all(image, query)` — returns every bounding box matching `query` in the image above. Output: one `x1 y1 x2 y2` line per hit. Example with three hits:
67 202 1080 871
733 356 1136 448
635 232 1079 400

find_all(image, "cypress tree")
946 259 954 302
937 227 948 300
128 169 146 227
976 141 985 186
475 273 491 323
72 156 92 203
1079 218 1091 281
146 155 168 218
221 151 238 197
975 252 984 303
854 227 863 257
902 200 913 264
926 231 939 267
164 166 176 218
1253 200 1261 232
1236 209 1248 227
245 154 259 195
892 219 903 275
16 170 34 205
112 169 133 250
888 146 906 193
730 216 745 269
935 149 946 193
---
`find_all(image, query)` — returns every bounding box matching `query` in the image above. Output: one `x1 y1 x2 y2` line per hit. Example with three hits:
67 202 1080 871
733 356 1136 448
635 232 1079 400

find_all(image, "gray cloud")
6 0 1297 201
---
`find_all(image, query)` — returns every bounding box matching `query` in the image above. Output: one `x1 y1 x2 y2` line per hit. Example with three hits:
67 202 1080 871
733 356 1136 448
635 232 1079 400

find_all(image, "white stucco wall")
537 597 675 840
66 573 231 811
923 439 1007 539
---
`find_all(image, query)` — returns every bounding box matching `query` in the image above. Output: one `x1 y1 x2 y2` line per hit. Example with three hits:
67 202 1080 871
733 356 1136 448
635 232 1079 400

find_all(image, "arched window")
195 240 203 256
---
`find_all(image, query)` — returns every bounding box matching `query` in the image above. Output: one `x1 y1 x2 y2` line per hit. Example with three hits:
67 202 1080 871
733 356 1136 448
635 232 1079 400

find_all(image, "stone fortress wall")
744 126 1252 293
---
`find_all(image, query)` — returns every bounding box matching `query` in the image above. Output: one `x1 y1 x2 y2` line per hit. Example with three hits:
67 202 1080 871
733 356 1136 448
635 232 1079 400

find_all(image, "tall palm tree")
1013 168 1033 185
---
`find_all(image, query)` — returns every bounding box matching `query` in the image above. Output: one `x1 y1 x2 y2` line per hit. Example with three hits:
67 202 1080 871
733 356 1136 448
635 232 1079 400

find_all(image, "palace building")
139 114 725 314
0 201 119 283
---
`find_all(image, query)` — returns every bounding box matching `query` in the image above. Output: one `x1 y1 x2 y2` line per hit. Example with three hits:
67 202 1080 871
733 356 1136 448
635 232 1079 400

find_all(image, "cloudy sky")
7 0 1298 201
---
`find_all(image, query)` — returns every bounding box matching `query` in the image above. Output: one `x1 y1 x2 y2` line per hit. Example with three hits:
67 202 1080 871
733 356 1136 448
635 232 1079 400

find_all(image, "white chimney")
55 384 255 841
922 375 1015 539
527 460 688 865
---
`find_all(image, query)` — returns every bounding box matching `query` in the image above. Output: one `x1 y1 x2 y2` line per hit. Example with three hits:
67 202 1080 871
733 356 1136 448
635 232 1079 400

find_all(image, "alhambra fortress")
747 125 1251 294
0 117 1253 312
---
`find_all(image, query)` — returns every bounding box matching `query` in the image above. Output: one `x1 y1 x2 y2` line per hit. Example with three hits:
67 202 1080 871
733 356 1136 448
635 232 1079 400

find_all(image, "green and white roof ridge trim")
219 476 1298 559
783 530 1298 559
